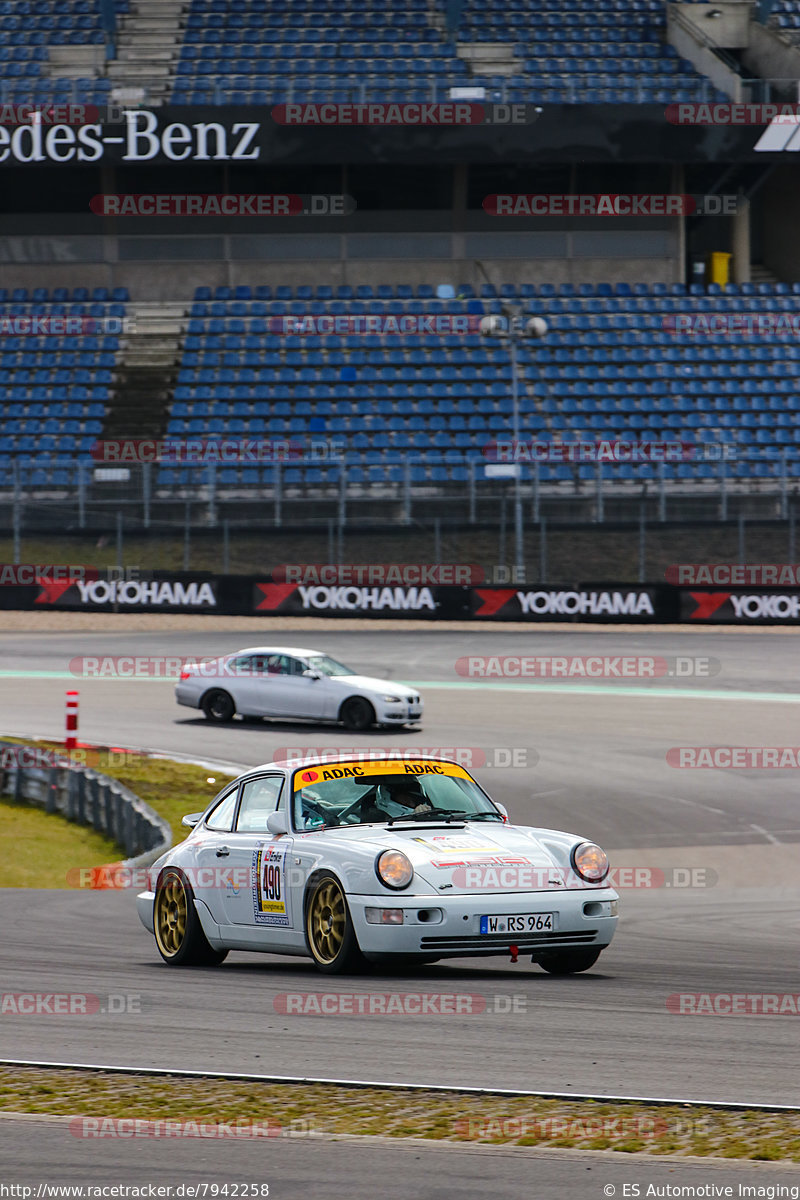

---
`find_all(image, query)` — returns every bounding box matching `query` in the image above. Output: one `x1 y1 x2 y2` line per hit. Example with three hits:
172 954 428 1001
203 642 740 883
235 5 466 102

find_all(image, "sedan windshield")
292 768 502 830
306 655 354 677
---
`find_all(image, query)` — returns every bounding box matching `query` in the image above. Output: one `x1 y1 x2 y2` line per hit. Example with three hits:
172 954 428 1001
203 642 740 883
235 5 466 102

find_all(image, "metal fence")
0 740 172 868
2 453 800 534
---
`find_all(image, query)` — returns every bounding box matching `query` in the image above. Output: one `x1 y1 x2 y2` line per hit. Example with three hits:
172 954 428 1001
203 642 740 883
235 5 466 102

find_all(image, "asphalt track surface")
1 628 799 1193
3 1114 800 1200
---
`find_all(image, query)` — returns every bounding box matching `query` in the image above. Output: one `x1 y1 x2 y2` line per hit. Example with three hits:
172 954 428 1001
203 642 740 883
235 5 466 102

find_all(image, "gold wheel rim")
154 871 188 958
308 880 346 964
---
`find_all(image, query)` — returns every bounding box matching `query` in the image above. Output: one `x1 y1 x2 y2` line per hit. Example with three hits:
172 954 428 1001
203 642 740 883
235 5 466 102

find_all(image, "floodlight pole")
483 309 535 580
509 333 524 580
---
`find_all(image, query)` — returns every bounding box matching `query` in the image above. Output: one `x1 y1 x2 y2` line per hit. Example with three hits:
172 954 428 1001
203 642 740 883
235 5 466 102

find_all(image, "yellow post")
707 251 732 285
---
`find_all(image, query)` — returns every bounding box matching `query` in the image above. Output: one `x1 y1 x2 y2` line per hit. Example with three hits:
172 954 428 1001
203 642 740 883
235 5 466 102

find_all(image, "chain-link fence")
2 453 800 532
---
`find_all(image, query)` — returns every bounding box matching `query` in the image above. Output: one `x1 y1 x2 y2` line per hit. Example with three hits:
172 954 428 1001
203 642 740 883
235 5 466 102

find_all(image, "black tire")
304 871 365 974
537 947 602 976
339 697 375 732
153 868 228 967
202 689 235 723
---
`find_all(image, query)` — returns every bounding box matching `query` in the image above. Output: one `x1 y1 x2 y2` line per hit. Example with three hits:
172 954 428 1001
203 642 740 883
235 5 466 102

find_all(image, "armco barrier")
1 571 800 622
0 740 172 870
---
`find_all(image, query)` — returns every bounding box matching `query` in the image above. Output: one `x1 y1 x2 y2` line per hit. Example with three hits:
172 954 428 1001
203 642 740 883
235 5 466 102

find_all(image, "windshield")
306 655 354 677
292 761 501 830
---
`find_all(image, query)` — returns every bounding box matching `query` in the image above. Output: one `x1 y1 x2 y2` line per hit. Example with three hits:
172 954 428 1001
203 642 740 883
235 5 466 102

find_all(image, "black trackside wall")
0 106 778 168
3 574 800 622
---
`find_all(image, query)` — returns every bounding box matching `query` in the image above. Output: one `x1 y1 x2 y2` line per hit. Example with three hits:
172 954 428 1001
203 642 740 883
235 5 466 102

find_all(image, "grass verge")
0 738 236 887
0 1067 797 1160
0 797 121 889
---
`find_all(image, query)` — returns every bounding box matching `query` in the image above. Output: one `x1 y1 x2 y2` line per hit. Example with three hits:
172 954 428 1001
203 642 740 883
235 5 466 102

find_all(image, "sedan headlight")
381 694 402 703
375 849 414 890
571 841 609 883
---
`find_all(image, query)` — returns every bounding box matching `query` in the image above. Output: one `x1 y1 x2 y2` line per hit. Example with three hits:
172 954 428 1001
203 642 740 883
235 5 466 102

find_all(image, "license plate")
480 913 555 934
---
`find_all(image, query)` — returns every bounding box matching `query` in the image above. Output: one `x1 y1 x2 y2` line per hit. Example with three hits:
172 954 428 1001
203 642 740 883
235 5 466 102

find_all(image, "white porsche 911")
175 646 423 731
137 755 619 975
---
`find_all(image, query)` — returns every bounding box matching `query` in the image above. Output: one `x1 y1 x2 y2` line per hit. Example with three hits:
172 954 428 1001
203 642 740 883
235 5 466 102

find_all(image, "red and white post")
65 690 79 750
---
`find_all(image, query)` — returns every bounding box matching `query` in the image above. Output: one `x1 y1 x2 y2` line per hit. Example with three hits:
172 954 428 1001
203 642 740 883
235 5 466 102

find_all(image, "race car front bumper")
346 887 619 959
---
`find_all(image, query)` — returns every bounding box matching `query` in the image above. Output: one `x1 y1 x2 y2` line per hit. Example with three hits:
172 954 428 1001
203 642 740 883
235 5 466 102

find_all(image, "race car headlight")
381 694 402 703
571 841 609 883
375 849 414 890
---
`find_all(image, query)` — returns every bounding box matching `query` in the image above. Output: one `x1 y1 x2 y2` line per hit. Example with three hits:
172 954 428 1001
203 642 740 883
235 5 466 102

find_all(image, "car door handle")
216 846 230 857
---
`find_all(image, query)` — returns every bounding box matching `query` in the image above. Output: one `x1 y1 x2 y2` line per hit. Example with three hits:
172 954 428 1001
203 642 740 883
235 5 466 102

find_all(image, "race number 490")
263 861 282 901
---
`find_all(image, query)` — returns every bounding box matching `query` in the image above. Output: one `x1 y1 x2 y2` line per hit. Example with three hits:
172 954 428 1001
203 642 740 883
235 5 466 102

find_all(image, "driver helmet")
379 777 428 808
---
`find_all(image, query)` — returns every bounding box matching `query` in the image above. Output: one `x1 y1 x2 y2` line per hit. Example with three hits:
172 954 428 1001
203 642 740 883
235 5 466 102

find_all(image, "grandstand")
0 0 124 105
165 280 799 490
172 0 725 106
0 0 799 529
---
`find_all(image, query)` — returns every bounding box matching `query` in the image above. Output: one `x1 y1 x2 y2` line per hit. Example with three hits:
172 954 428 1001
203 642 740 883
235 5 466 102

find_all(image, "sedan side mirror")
267 809 289 835
181 812 203 828
493 802 509 822
303 670 321 680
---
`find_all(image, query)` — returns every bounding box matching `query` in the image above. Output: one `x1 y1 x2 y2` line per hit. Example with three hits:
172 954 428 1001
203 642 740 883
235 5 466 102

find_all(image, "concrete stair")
106 0 186 107
457 42 518 78
124 302 187 366
101 302 187 440
426 2 519 81
45 45 105 78
750 263 782 286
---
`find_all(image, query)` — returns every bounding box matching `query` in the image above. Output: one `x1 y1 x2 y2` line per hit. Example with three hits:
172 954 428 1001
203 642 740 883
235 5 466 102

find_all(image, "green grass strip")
0 1067 797 1160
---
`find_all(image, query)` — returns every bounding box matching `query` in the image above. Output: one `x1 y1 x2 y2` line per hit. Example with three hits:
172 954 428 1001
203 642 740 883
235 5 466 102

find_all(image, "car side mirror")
181 812 203 828
493 802 509 822
267 810 289 835
303 670 321 680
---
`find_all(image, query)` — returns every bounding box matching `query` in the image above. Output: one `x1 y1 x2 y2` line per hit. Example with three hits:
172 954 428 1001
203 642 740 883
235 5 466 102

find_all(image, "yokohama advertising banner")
251 581 668 622
1 571 799 621
679 589 800 623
